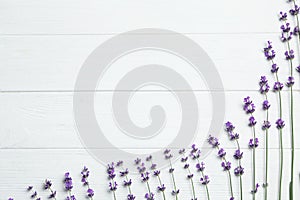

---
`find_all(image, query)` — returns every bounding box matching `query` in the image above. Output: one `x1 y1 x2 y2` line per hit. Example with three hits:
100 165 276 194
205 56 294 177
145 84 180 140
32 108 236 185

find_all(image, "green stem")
200 170 211 200
250 115 256 200
157 175 167 200
216 146 234 199
264 95 269 200
169 160 179 200
235 140 243 200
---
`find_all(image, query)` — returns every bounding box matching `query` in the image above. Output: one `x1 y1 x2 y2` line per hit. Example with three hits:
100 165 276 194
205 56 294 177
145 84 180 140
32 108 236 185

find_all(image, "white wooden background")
1 0 300 199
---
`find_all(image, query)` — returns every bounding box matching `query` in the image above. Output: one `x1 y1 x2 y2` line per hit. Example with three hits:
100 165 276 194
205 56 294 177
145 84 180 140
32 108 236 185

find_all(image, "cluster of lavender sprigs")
5 2 300 200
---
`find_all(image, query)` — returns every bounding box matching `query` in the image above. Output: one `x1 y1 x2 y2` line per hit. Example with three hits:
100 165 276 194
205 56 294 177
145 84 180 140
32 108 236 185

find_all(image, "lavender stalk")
190 144 211 200
259 76 271 200
263 40 284 200
164 149 179 200
44 179 57 200
179 148 196 200
107 163 118 200
145 155 167 200
224 122 244 200
243 96 259 199
208 135 234 200
81 166 94 200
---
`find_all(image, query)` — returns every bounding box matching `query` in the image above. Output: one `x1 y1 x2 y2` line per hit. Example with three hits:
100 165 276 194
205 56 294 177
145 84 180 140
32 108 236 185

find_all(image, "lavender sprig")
116 161 136 200
145 155 166 200
179 148 197 200
208 136 234 200
81 166 94 199
225 121 244 200
263 40 284 200
190 144 211 200
164 149 179 200
27 186 41 200
243 96 259 199
282 6 298 199
44 179 57 199
107 163 118 200
259 76 271 200
136 160 154 200
64 172 76 200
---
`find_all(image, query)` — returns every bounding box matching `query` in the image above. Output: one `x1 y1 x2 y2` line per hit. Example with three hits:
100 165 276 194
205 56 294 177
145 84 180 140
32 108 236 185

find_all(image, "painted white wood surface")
1 0 300 199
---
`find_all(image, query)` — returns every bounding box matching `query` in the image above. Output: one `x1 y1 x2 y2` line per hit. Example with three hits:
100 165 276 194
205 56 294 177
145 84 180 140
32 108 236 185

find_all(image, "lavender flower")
189 144 211 200
107 163 118 200
81 166 94 199
276 119 285 129
179 148 196 200
262 100 271 110
27 186 41 200
285 50 295 60
296 65 300 73
137 161 154 200
259 76 270 94
279 12 288 21
44 179 57 199
243 96 256 114
290 4 300 16
249 138 259 148
64 172 76 200
164 149 179 199
262 120 271 130
286 76 295 87
116 161 135 200
271 63 279 73
208 136 234 200
273 81 284 91
243 96 259 196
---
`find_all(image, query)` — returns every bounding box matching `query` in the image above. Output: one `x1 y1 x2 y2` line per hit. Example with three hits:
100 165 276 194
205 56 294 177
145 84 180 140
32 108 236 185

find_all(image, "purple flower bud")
87 189 94 198
281 23 291 32
281 32 293 42
109 181 118 191
273 81 284 92
233 149 243 160
290 4 300 15
127 194 136 200
251 183 260 194
279 11 287 21
64 172 73 191
171 189 180 196
286 76 295 87
218 148 226 158
178 148 186 154
200 175 210 185
243 96 255 114
285 49 295 60
134 158 141 165
262 100 271 110
234 166 244 176
196 162 206 172
207 135 220 147
248 116 257 127
221 161 231 171
249 138 259 148
296 65 300 73
187 174 194 179
271 63 279 73
262 120 271 130
157 184 166 192
259 76 270 94
276 119 285 129
153 170 160 176
124 179 132 187
145 155 152 162
293 26 299 35
225 121 235 133
144 192 155 200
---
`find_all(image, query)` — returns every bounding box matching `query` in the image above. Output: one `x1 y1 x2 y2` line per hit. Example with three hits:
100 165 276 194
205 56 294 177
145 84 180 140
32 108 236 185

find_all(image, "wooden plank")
0 34 299 91
0 91 299 149
0 0 289 35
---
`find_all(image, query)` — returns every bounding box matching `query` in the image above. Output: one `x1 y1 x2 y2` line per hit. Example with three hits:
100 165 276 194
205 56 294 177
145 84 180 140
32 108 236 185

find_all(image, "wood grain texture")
0 0 299 199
